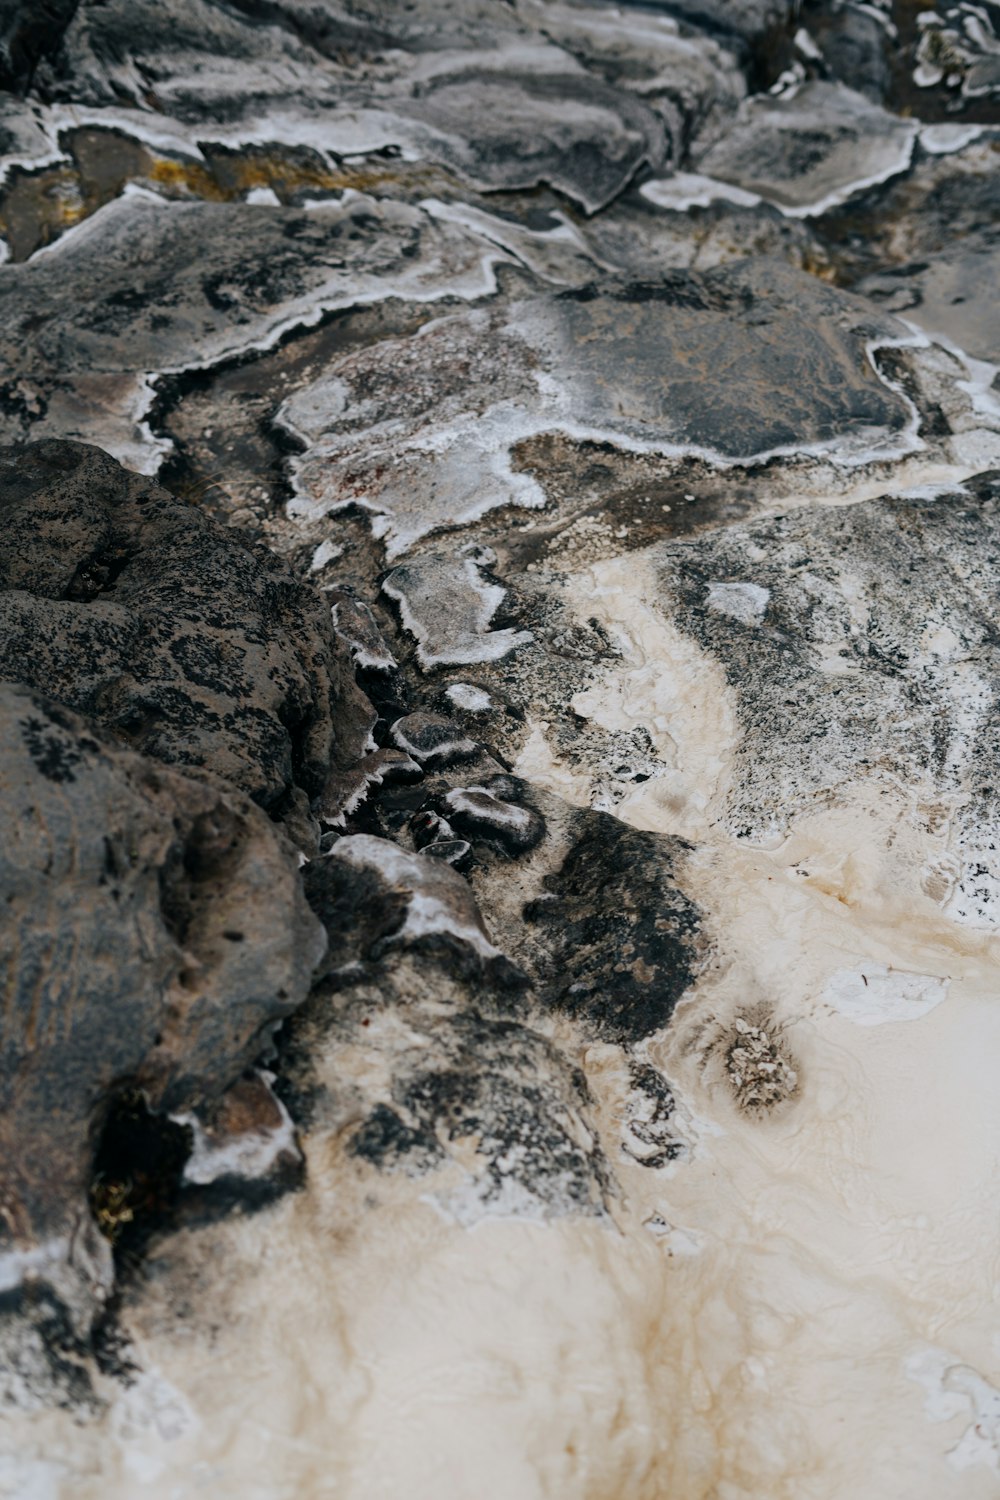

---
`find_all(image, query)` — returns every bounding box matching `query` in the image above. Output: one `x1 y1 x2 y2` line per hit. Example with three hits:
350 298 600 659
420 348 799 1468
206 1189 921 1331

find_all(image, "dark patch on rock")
432 775 547 856
622 1062 686 1168
524 812 701 1043
0 0 79 92
0 440 371 824
349 1102 444 1174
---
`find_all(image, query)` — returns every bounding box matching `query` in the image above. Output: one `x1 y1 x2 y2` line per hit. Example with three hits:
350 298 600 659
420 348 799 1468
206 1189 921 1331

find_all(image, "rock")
172 1071 301 1198
654 471 1000 925
0 0 77 92
696 80 916 215
801 1 890 102
0 194 502 466
282 261 916 556
305 833 508 974
382 549 534 666
434 779 547 857
295 835 614 1225
393 68 666 215
0 682 324 1360
523 809 702 1043
0 440 371 824
31 0 666 213
389 712 478 767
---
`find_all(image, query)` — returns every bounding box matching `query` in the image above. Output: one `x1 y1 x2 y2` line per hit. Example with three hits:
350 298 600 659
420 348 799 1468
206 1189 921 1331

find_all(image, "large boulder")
0 682 325 1390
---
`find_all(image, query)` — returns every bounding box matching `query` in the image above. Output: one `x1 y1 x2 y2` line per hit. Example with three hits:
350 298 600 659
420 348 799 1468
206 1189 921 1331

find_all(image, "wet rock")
319 748 420 827
818 136 1000 357
0 193 502 466
0 683 324 1329
656 0 795 50
394 68 666 215
622 1062 687 1169
349 1009 614 1222
800 1 890 102
328 591 397 673
31 0 667 213
0 440 371 824
283 261 916 558
696 80 916 215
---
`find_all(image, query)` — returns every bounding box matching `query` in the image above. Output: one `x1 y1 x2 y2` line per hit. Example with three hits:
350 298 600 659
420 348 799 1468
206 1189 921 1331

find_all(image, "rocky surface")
0 1 999 1498
0 683 324 1403
0 440 372 824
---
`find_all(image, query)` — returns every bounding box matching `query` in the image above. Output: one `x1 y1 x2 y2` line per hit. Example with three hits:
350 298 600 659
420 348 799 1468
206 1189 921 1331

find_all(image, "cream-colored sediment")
6 550 1000 1500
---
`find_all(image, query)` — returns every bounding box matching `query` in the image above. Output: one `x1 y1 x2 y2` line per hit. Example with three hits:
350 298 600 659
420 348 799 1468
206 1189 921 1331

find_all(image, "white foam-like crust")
0 1237 72 1296
309 539 343 573
705 581 770 626
171 1074 299 1188
329 833 499 957
920 123 986 154
244 186 281 206
446 683 493 712
640 172 762 212
382 554 534 669
822 964 949 1026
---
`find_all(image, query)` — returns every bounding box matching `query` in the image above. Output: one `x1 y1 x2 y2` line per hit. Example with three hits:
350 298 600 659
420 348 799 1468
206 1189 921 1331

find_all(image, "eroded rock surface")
2 1 1000 1497
0 684 324 1398
0 440 371 823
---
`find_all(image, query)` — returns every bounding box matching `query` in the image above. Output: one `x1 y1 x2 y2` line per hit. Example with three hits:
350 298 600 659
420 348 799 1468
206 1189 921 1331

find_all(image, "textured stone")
0 681 324 1280
283 261 916 556
0 440 370 823
0 194 502 466
696 80 916 215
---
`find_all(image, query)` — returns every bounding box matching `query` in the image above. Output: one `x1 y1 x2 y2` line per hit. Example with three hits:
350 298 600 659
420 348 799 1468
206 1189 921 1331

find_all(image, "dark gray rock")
284 260 916 556
295 832 615 1225
0 440 371 823
523 808 702 1043
0 681 324 1294
696 80 916 215
0 193 501 462
0 0 78 92
29 0 666 213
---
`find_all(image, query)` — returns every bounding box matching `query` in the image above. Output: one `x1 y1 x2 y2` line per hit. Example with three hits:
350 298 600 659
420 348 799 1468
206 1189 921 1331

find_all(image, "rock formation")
1 1 999 1496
